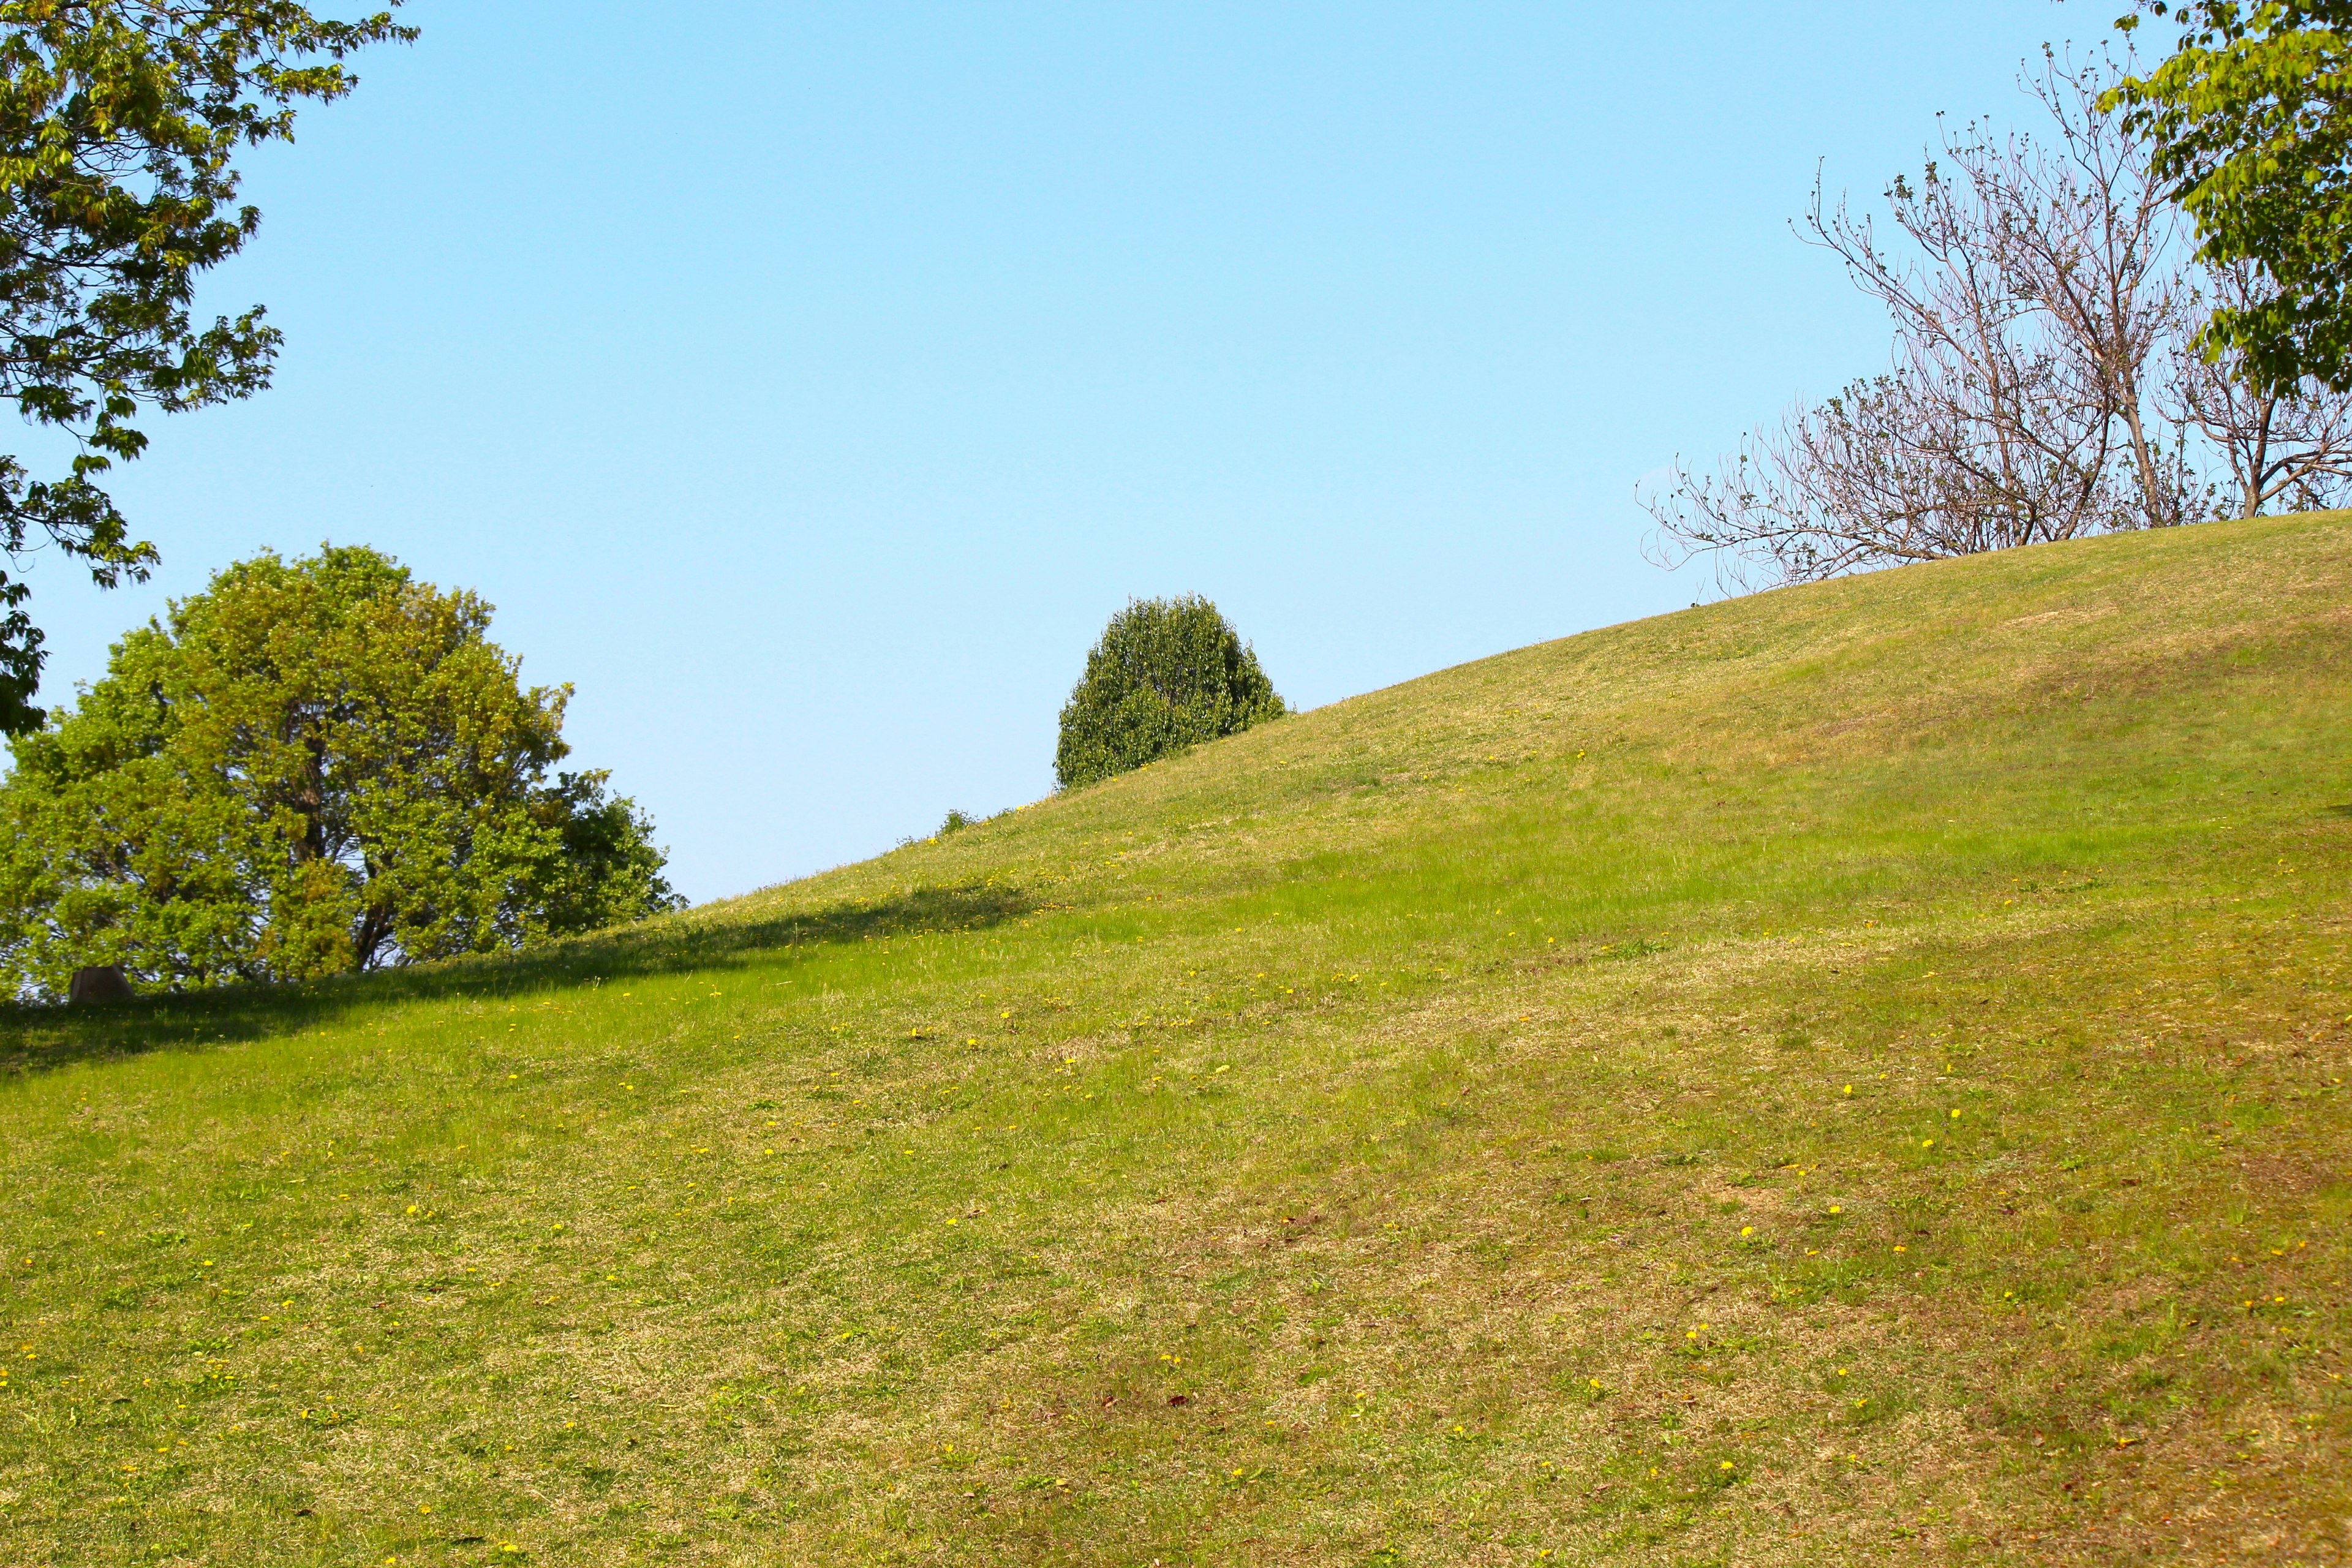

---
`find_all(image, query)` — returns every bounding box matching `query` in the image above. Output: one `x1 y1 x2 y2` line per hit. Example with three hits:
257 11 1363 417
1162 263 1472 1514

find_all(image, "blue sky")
18 0 2086 903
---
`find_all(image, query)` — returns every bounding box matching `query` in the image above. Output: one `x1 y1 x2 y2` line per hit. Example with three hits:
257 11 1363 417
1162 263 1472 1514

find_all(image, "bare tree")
1645 52 2201 587
2005 55 2198 528
1644 361 2108 591
2166 262 2352 517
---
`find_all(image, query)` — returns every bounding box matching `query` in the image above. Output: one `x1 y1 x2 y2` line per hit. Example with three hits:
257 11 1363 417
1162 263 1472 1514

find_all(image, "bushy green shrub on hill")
1054 595 1284 788
0 545 680 998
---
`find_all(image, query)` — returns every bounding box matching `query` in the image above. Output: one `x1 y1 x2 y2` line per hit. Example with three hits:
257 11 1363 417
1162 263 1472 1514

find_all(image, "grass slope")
4 514 2350 1567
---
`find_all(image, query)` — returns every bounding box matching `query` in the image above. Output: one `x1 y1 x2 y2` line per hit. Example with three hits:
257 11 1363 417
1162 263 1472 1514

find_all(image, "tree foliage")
2109 2 2352 390
0 545 679 998
0 1 412 734
1055 595 1284 790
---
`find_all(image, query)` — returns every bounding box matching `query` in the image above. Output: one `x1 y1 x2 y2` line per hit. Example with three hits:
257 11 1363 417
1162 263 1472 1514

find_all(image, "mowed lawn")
2 513 2349 1567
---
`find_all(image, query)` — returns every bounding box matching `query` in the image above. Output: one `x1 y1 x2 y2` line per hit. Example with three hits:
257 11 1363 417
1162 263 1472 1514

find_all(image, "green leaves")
1054 595 1285 790
0 1 413 733
2110 2 2352 390
0 544 677 998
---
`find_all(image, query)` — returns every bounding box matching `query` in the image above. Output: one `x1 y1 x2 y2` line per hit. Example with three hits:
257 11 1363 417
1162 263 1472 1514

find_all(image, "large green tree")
0 1 411 734
0 545 679 998
1055 595 1284 790
2111 2 2352 389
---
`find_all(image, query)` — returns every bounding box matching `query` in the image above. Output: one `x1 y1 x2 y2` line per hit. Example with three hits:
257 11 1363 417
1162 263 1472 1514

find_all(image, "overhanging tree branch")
0 1 413 733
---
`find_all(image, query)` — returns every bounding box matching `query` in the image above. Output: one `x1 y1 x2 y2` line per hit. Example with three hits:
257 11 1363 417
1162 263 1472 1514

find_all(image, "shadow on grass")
0 878 1032 1079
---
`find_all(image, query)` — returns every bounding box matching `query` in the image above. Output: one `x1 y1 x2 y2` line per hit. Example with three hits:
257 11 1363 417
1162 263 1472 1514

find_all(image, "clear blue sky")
18 0 2084 903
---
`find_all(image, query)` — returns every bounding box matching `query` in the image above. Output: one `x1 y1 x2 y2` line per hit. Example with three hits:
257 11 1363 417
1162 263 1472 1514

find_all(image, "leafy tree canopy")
1055 595 1284 790
0 1 412 734
0 544 679 998
2111 2 2352 389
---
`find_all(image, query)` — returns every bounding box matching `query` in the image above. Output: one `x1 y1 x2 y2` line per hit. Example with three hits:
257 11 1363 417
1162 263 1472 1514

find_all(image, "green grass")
5 511 2351 1566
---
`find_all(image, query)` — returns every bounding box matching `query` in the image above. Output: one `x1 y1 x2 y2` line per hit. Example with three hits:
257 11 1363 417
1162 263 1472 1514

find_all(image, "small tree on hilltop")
1055 595 1284 790
0 544 680 997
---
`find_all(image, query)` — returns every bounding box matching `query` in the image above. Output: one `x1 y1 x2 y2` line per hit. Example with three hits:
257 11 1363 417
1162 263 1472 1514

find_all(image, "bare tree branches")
2165 262 2352 517
1645 50 2341 590
1645 368 2095 594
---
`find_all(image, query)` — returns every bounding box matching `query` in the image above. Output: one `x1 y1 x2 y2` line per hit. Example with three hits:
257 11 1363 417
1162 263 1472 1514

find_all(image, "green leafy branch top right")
2113 2 2352 391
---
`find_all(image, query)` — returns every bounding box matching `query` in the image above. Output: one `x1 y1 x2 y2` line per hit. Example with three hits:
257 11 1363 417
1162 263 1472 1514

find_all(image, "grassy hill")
3 513 2349 1567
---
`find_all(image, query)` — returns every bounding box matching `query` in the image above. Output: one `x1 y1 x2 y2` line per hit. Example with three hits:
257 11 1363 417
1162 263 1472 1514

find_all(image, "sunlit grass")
3 511 2349 1564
